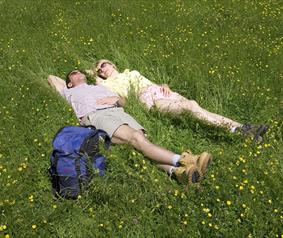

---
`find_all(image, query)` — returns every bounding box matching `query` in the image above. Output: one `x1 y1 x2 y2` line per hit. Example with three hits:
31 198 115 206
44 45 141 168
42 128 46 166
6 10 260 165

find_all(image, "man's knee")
112 125 145 145
129 130 146 146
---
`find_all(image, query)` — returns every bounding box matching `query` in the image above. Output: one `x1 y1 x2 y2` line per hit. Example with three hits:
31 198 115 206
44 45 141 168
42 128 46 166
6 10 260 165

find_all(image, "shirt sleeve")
59 87 68 99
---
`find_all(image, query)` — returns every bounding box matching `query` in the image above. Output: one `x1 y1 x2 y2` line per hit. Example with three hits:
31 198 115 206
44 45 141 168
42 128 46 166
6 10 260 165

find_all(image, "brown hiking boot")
179 151 213 176
173 164 201 185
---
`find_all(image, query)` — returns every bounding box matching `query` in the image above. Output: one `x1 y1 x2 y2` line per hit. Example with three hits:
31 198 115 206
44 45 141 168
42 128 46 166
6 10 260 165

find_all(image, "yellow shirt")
100 69 154 98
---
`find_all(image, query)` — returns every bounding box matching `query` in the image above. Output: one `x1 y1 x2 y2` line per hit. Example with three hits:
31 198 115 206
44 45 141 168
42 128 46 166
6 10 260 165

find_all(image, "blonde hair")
93 59 117 76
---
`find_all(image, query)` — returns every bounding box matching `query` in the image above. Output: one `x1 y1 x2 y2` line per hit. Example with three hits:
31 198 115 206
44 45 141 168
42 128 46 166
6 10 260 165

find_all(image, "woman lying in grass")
93 59 268 142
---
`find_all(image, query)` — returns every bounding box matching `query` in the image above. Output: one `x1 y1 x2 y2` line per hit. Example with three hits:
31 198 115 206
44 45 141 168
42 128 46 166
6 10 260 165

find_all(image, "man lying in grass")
48 70 213 187
93 59 269 143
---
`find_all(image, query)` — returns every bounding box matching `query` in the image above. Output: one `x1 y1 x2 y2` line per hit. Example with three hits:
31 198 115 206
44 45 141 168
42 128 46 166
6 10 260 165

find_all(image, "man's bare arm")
117 97 126 107
47 75 66 93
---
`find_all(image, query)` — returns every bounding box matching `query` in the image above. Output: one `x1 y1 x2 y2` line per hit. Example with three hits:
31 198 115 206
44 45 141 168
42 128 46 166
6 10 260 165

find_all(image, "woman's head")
94 59 119 79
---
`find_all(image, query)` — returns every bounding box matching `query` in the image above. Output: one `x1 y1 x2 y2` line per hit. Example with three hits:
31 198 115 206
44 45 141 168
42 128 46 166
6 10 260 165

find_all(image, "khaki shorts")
81 107 144 137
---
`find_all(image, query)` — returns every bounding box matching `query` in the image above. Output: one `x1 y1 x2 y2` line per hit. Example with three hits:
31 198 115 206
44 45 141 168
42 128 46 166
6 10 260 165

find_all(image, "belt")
96 105 117 111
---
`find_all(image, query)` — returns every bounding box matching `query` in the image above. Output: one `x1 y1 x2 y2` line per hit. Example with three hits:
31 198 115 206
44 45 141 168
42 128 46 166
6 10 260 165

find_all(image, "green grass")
0 0 282 237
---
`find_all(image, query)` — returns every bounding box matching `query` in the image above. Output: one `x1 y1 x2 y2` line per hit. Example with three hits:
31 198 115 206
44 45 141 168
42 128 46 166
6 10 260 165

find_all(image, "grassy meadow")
0 0 282 237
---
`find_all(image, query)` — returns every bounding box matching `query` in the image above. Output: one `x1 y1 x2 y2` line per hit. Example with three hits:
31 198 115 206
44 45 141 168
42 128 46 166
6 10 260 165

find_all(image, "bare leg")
111 129 144 144
154 94 242 130
112 125 204 183
157 164 174 173
112 125 176 166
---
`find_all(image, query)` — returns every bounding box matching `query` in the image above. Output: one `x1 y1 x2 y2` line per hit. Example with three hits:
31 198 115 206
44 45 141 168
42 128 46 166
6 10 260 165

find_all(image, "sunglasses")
96 62 111 74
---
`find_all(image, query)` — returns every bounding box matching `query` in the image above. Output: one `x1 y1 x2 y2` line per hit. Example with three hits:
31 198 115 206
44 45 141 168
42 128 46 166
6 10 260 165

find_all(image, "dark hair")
65 78 71 88
65 70 74 88
65 69 84 88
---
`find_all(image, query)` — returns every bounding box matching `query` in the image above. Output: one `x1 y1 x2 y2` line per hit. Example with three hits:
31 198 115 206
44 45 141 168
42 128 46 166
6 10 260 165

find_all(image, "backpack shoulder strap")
95 129 111 149
79 128 111 156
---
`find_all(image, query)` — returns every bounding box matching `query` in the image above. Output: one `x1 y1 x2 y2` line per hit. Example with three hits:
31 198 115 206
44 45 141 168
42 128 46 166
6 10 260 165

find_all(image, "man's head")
94 59 118 79
66 70 87 88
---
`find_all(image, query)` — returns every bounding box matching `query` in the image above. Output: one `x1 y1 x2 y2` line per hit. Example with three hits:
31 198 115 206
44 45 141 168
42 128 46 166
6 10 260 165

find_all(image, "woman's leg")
154 94 242 130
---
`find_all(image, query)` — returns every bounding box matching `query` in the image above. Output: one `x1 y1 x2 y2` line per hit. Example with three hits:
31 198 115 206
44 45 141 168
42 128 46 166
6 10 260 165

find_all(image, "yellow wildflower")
226 200 232 206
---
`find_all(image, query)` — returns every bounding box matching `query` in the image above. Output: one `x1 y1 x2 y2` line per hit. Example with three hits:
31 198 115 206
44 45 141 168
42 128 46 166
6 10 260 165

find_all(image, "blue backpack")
48 126 111 199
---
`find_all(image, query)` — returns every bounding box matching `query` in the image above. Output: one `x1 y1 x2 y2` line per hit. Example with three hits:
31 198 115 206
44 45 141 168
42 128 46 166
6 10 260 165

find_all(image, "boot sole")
253 125 270 143
186 165 201 184
176 165 201 185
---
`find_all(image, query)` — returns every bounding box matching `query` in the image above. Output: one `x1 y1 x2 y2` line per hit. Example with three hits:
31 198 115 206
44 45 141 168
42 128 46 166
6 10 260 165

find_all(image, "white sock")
171 154 181 166
169 166 176 176
230 126 238 133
